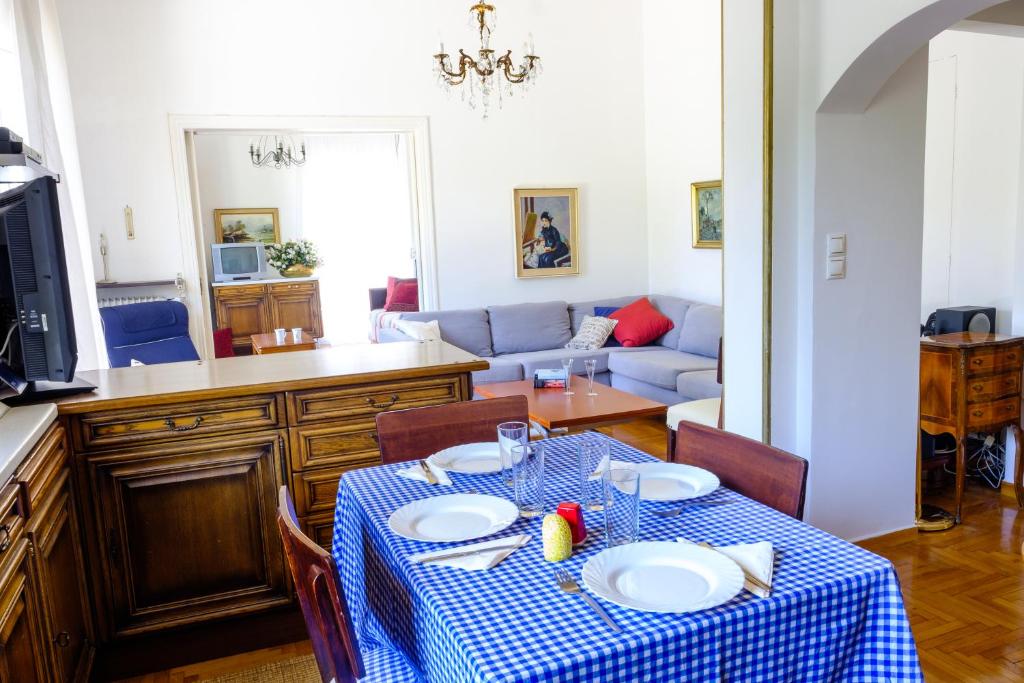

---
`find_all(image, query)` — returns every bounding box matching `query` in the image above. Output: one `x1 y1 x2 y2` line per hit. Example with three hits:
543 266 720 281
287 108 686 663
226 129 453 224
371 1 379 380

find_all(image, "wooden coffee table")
474 379 667 433
251 331 318 355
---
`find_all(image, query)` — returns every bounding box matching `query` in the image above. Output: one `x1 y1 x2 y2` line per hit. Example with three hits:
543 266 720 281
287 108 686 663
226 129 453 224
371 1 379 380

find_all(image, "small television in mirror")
211 243 270 282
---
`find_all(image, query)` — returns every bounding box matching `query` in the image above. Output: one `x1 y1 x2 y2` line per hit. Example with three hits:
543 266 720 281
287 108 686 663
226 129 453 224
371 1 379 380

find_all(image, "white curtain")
301 134 415 344
11 0 106 369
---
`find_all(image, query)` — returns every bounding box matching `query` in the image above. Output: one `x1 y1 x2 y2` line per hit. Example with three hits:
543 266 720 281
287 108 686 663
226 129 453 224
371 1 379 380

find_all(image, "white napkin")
408 534 531 571
678 538 775 598
396 460 453 486
588 456 635 479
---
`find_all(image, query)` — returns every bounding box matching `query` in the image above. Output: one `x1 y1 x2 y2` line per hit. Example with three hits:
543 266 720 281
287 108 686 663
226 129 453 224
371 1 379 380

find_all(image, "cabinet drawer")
15 422 68 517
0 482 24 568
967 397 1021 428
270 282 317 294
301 512 335 551
289 421 382 470
214 284 266 298
966 347 1024 375
72 394 284 450
287 376 464 425
292 465 375 516
966 373 1020 403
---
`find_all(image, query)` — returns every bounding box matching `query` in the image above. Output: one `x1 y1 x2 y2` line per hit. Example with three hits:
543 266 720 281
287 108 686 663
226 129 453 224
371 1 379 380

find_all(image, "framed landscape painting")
514 187 580 278
214 208 281 244
691 180 723 249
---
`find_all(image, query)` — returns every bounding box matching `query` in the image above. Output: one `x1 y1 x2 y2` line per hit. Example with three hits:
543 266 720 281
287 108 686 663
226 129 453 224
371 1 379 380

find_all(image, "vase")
282 264 313 278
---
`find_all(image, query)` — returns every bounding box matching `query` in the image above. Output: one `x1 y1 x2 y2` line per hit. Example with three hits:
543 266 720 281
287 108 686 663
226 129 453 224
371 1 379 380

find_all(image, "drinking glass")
603 468 640 547
577 436 610 511
497 421 529 487
291 327 303 342
561 358 575 396
511 443 545 518
584 359 598 396
274 328 287 343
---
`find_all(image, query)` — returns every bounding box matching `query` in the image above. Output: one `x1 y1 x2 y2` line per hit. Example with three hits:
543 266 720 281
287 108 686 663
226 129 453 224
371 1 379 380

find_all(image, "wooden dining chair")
672 421 809 519
375 396 529 465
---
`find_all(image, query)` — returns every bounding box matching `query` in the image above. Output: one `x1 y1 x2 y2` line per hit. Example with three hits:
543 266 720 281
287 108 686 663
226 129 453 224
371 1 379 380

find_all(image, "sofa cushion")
472 358 525 384
607 349 717 390
677 304 722 358
650 295 691 349
499 348 611 377
487 301 571 354
400 308 493 357
610 373 683 405
676 369 723 401
594 306 623 347
568 296 643 335
566 315 618 351
610 298 674 347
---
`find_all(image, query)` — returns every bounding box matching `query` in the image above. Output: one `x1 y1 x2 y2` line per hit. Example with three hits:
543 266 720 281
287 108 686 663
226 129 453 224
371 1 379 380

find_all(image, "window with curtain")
0 0 28 136
300 133 416 344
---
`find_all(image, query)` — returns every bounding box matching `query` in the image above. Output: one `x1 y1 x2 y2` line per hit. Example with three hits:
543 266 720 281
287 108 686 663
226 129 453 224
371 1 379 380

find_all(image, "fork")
553 569 621 633
651 500 732 518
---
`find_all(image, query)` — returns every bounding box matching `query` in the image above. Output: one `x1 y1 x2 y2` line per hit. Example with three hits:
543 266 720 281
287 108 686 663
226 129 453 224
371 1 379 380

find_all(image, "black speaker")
934 306 996 334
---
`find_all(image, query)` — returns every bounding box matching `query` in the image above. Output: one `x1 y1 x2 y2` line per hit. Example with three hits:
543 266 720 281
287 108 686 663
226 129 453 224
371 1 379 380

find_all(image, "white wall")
921 30 1024 333
55 0 651 311
642 0 722 305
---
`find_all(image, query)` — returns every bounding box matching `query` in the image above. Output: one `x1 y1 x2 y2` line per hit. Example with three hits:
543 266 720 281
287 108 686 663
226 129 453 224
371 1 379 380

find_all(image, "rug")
207 654 320 682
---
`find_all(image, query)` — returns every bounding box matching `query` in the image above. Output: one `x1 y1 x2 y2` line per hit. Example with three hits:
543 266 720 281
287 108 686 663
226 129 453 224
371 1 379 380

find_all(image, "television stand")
1 377 96 407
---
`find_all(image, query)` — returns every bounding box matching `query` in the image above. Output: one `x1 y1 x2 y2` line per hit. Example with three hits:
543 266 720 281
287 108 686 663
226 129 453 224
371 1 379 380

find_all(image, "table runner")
332 433 922 682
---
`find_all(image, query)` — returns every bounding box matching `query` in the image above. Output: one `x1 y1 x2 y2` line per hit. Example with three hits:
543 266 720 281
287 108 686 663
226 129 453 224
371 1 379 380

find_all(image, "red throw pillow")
609 298 674 347
385 277 419 312
213 328 235 358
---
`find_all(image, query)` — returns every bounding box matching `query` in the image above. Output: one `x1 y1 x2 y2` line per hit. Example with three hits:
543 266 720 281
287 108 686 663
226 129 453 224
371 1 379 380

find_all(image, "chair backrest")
673 421 808 519
375 396 529 465
99 301 200 367
276 486 363 683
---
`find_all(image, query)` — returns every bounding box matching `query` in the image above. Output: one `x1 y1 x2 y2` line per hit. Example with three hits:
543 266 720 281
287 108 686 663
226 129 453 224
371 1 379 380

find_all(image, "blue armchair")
99 301 200 368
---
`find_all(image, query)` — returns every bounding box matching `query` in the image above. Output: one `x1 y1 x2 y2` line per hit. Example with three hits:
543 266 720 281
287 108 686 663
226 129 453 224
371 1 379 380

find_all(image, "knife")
413 539 527 564
419 459 439 485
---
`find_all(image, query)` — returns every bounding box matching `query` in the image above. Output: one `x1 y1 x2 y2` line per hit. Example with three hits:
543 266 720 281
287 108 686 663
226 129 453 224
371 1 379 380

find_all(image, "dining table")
331 432 923 682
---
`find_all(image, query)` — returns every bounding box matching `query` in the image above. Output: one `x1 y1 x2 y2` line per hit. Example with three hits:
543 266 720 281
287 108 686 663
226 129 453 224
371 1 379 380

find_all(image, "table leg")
954 434 966 524
1013 423 1024 509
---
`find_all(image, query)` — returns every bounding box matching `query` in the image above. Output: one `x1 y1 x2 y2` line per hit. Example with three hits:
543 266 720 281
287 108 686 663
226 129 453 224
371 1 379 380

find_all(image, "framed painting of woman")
514 187 580 278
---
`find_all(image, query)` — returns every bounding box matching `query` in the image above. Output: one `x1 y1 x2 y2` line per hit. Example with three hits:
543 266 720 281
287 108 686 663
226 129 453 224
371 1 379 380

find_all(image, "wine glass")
584 359 598 396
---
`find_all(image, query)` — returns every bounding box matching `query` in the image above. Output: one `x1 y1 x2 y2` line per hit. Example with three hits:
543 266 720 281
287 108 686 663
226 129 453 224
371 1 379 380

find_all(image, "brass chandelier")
433 3 541 118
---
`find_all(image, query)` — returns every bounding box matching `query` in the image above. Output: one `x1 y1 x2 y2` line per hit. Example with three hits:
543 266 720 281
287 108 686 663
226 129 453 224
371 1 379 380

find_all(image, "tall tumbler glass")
511 443 545 518
603 468 640 547
561 358 575 396
577 436 610 511
497 421 529 487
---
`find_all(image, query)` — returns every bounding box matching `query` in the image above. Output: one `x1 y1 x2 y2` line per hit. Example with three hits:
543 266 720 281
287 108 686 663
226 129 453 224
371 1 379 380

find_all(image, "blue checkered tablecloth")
332 433 922 682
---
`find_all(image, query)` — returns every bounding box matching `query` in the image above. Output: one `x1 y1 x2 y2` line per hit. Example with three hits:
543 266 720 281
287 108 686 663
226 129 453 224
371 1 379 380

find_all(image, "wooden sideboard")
213 279 323 355
0 421 95 682
920 332 1024 522
6 341 486 679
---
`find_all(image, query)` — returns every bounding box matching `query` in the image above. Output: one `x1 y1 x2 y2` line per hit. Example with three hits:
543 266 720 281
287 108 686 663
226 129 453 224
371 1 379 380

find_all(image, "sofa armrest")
369 287 387 311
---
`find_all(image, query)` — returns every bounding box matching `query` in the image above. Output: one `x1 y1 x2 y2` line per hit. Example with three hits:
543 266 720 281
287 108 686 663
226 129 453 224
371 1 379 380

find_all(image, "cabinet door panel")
0 541 46 683
86 432 289 637
269 283 322 338
215 290 270 350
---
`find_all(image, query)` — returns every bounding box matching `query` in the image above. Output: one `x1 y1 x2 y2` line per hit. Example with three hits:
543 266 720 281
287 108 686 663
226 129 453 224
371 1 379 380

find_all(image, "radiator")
98 296 185 308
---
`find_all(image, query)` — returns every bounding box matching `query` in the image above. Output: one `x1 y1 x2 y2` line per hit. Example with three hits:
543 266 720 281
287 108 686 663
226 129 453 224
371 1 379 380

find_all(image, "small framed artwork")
514 187 580 278
691 180 723 249
214 208 281 244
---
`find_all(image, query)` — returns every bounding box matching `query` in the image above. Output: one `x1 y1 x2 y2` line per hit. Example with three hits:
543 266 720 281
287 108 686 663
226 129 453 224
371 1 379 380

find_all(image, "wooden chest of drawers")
920 332 1024 522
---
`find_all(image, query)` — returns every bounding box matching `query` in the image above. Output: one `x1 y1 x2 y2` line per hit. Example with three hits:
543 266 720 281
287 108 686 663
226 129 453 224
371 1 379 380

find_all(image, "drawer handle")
164 416 204 432
973 358 984 366
366 395 399 410
1007 354 1018 361
972 384 984 392
972 410 984 418
0 524 10 553
1004 405 1016 412
54 632 70 648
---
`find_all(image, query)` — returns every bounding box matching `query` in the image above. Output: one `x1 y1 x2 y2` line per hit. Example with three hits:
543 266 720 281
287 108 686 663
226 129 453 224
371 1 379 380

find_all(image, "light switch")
827 233 846 256
827 256 846 280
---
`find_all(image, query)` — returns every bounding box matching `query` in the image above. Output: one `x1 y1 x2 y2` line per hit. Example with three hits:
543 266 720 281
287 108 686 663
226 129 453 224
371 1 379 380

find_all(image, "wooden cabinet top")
44 341 487 415
212 276 319 288
921 332 1024 349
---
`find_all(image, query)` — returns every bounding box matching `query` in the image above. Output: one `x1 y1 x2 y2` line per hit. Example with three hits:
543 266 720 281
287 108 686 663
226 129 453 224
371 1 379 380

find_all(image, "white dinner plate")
428 442 502 474
582 541 744 613
388 494 519 543
632 462 720 502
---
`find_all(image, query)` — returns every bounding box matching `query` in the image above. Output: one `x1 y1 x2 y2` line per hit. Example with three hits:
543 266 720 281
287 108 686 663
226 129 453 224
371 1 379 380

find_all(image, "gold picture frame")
691 180 723 249
213 208 281 244
513 187 580 278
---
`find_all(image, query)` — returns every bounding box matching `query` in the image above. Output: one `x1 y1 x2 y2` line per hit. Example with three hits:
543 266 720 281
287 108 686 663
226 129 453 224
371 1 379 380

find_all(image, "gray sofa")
378 295 722 405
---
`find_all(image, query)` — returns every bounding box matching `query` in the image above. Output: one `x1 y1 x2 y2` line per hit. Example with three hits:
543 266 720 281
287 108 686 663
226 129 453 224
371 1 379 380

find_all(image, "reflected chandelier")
433 2 541 118
249 135 306 169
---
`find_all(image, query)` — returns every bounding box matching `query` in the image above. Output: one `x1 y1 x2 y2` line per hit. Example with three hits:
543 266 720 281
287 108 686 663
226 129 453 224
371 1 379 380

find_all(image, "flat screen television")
0 176 93 405
211 242 270 282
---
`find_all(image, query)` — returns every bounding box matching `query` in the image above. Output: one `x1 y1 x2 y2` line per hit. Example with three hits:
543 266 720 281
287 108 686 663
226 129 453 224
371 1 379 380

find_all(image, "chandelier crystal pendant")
433 2 541 118
249 134 307 169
